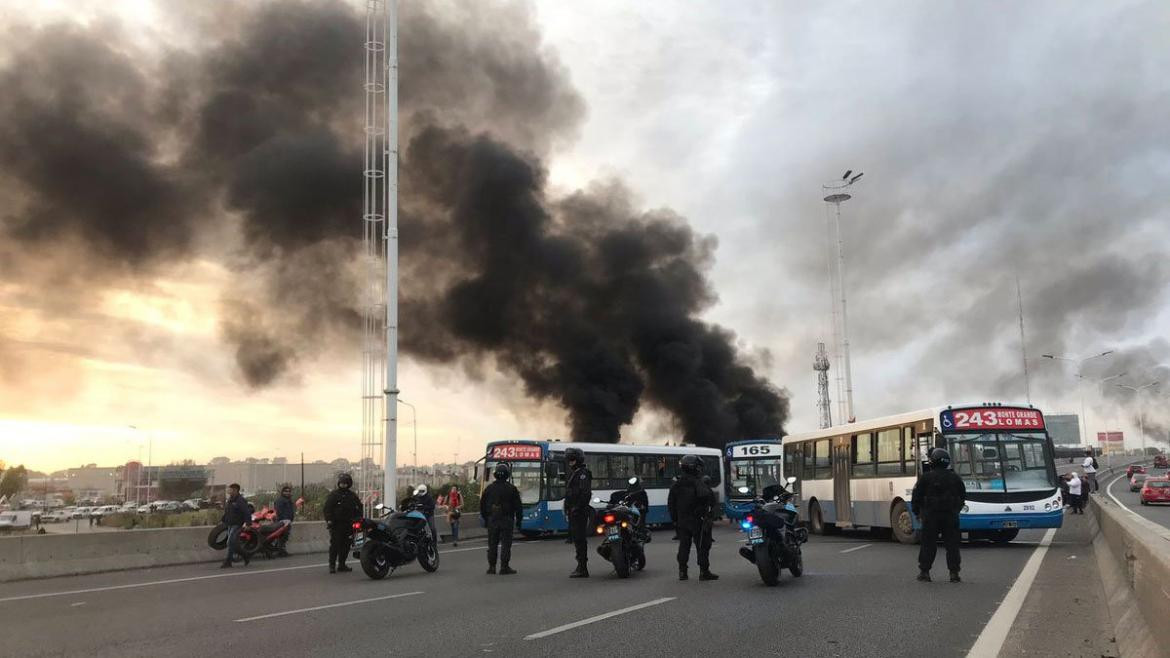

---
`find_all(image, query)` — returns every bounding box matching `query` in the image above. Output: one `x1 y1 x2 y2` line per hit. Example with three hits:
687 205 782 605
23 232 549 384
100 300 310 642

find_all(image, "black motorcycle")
737 477 808 586
352 494 439 580
593 484 648 578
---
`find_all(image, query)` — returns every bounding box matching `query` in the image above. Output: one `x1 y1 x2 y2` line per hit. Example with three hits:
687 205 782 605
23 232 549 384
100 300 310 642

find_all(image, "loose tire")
207 523 229 550
809 501 826 536
360 541 391 580
992 529 1019 543
612 541 630 578
891 501 920 545
755 542 779 586
418 537 439 572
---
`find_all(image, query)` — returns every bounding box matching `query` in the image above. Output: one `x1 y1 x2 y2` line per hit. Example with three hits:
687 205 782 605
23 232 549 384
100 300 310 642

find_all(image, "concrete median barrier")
1090 489 1170 657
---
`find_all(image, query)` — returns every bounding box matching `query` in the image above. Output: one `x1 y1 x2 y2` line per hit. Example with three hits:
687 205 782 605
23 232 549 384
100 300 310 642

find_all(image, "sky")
1 0 1168 473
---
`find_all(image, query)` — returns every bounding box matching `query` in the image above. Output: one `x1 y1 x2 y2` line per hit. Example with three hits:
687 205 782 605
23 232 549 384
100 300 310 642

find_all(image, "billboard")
1047 414 1081 446
1097 431 1125 455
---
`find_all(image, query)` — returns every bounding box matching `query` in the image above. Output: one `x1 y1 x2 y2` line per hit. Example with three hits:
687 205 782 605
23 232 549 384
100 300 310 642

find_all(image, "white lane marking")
0 542 495 604
524 597 676 640
235 591 423 622
1106 472 1145 520
70 602 86 607
965 527 1057 658
840 544 872 554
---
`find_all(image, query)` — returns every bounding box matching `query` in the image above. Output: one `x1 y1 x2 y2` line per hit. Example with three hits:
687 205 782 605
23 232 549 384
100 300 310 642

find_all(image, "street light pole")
1115 381 1160 457
822 170 864 424
1041 351 1114 446
398 398 418 485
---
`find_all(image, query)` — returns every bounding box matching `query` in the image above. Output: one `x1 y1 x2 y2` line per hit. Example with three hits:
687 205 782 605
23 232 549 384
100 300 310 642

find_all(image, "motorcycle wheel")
788 546 803 577
207 523 229 550
612 541 630 578
360 541 391 580
239 530 260 556
754 542 779 586
418 536 439 572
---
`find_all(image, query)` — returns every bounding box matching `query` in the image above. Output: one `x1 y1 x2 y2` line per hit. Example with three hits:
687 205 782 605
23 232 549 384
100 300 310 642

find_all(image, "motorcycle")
207 507 291 559
592 479 649 578
352 489 439 580
737 477 808 586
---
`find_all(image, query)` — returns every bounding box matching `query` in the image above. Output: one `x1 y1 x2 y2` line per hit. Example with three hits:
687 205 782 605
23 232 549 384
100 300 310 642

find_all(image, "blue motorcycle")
737 477 808 586
353 487 439 580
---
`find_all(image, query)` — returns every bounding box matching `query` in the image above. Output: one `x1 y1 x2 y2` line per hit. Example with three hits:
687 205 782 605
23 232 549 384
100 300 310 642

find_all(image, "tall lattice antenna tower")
814 342 832 429
360 0 398 512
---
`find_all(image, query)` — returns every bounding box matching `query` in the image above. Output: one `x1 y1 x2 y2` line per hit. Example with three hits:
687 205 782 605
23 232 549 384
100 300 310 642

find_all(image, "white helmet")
413 484 428 496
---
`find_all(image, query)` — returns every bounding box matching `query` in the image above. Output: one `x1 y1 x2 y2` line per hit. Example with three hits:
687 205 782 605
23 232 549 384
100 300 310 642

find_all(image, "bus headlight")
1044 503 1051 511
961 505 969 513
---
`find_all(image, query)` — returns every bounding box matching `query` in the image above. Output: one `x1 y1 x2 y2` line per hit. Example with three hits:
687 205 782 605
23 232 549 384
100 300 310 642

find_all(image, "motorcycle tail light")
595 525 604 534
745 515 753 524
352 521 362 531
603 514 615 524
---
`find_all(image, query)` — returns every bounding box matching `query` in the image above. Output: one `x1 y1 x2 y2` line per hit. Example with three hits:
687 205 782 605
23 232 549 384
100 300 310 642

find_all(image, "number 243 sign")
941 408 1045 430
490 444 542 460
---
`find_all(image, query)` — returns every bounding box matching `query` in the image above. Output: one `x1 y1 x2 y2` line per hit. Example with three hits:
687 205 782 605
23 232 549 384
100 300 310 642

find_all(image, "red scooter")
207 507 291 559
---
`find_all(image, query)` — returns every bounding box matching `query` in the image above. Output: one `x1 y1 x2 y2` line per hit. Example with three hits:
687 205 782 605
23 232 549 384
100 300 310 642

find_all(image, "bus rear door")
832 435 853 528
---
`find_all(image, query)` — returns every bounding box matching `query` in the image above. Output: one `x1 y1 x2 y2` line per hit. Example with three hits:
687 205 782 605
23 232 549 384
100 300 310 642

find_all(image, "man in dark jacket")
669 455 718 581
274 485 295 557
221 483 251 568
563 447 592 578
911 448 967 583
480 463 523 575
411 485 437 543
323 473 363 574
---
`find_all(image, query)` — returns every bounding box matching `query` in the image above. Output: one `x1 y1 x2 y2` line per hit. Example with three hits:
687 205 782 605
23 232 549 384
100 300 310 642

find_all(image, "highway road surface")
0 520 1106 657
1102 464 1170 531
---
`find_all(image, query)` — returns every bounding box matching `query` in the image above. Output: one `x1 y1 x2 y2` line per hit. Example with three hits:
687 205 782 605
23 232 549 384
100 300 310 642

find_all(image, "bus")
481 440 724 535
723 438 783 520
782 403 1063 544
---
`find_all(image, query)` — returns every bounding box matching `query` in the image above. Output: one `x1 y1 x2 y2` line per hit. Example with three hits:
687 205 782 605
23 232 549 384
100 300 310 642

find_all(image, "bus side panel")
801 478 836 523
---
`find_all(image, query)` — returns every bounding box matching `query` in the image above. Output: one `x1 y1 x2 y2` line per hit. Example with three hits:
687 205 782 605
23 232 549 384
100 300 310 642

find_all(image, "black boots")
698 569 719 581
569 565 589 578
499 565 517 575
678 566 688 581
949 571 961 583
336 564 352 573
917 570 931 582
486 565 496 575
329 564 336 574
220 559 232 569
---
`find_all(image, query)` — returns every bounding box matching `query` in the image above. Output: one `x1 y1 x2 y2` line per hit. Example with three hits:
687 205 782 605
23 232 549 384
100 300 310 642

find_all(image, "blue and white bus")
723 438 783 520
782 404 1063 544
481 440 724 535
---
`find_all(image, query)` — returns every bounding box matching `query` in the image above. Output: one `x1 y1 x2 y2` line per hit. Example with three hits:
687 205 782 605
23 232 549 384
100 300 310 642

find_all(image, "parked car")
0 511 35 530
181 499 202 512
1129 472 1149 492
92 505 122 519
1140 477 1170 505
42 509 73 523
71 507 94 519
155 501 182 513
136 504 153 514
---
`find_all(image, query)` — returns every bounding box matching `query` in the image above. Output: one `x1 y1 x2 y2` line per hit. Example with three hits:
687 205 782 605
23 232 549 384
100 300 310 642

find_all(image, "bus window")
704 458 722 487
876 428 902 476
814 439 831 479
544 461 565 501
903 427 915 473
852 433 875 477
803 443 816 479
784 443 798 480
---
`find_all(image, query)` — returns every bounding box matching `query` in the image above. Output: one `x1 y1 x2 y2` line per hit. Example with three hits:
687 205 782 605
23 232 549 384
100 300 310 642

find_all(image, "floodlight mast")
822 171 863 423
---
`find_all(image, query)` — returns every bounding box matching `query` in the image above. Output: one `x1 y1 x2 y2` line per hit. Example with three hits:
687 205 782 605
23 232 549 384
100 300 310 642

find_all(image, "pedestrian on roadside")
1082 450 1099 493
447 485 463 547
1067 472 1083 514
563 447 592 578
480 463 522 575
221 483 251 568
668 455 718 581
274 485 295 557
1058 473 1071 509
911 448 965 583
323 473 363 574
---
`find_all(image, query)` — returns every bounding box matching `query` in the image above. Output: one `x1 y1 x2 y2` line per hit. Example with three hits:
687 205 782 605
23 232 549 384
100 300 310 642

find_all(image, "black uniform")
565 465 593 571
480 479 523 570
323 487 363 570
911 467 967 574
669 472 714 573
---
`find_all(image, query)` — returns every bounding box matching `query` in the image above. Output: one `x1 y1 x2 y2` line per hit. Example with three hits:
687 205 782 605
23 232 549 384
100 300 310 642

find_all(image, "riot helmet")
564 447 585 469
337 472 354 488
680 454 703 476
928 448 951 468
493 462 512 481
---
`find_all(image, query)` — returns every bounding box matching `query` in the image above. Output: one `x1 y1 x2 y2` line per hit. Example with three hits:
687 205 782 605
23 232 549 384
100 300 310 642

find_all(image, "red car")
1154 455 1168 469
1126 465 1147 478
1140 477 1170 505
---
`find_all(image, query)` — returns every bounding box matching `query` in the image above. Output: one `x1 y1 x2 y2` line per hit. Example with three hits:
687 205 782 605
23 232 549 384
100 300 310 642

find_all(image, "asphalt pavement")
0 522 1086 657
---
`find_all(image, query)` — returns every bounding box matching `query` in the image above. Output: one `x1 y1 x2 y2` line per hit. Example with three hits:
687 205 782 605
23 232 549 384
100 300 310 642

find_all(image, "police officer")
323 473 363 574
668 455 718 581
480 463 522 575
911 448 966 582
564 447 592 578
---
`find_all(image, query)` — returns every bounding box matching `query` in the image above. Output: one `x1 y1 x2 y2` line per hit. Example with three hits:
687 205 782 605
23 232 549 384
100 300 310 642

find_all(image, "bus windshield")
728 458 783 498
945 432 1056 492
486 461 542 505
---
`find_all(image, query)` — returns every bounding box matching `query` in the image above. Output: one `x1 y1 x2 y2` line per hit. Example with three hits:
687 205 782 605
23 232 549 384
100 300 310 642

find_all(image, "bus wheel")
809 501 826 535
992 529 1019 543
890 501 920 545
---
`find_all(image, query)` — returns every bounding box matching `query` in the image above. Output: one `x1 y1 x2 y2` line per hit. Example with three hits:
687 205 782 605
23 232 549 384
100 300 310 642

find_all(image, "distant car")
92 505 122 519
181 499 201 512
1129 473 1149 492
136 504 153 514
1140 477 1170 505
1154 455 1168 469
155 501 182 513
42 509 72 523
1125 465 1147 478
71 507 93 519
0 511 34 530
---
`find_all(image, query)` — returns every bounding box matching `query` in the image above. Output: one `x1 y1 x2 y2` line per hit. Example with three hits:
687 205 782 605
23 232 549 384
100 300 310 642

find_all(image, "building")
1047 414 1081 447
207 461 351 493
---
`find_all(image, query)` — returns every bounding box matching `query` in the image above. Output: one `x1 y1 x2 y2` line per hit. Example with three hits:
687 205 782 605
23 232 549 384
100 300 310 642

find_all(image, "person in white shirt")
1066 473 1084 514
1081 450 1098 493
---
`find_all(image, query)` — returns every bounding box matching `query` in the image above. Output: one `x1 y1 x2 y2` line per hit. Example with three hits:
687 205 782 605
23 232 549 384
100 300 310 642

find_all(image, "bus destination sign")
940 407 1045 431
489 444 543 461
728 443 777 458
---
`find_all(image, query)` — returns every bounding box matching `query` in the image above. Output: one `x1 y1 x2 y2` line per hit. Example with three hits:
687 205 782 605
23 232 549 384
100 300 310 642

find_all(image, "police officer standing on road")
669 455 718 581
564 447 592 578
480 463 522 575
323 473 363 574
911 448 966 583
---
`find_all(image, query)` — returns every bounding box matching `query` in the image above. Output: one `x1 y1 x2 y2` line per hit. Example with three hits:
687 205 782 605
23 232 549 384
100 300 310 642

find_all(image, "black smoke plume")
0 1 789 445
